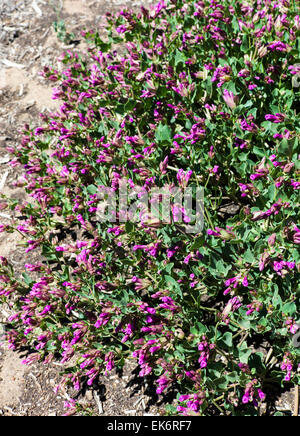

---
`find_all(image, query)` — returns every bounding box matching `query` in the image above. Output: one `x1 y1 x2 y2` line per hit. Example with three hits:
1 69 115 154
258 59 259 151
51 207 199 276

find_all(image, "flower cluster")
0 0 299 416
242 379 266 406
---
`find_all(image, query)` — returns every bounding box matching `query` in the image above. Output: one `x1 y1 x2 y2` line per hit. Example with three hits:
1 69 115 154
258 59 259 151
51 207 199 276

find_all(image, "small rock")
85 390 93 401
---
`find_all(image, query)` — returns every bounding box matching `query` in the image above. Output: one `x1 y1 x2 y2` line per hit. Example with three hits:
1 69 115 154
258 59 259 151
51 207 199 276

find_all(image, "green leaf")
238 342 252 363
219 332 233 348
125 222 134 233
282 302 297 316
225 81 237 93
272 287 282 308
94 32 111 51
164 262 174 274
268 183 276 202
239 319 251 330
174 49 186 66
22 272 34 286
190 322 207 336
253 146 266 157
87 184 98 195
244 248 255 264
189 234 205 251
212 376 228 390
155 123 172 143
165 275 181 292
241 34 249 53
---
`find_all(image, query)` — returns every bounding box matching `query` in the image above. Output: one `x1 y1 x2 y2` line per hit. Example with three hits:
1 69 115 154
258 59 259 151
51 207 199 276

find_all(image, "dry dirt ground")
0 0 298 417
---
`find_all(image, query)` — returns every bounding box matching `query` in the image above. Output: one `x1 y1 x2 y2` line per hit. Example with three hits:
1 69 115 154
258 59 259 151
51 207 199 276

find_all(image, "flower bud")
268 233 276 246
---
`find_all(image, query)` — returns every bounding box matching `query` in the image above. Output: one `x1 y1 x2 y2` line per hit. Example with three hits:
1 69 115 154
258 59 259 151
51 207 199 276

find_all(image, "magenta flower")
265 113 286 123
176 169 193 188
242 276 248 287
94 312 111 328
292 226 300 244
267 41 290 52
242 394 249 404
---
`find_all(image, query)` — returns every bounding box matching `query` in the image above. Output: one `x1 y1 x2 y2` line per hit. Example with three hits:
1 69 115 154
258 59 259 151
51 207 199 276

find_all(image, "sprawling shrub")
0 0 299 416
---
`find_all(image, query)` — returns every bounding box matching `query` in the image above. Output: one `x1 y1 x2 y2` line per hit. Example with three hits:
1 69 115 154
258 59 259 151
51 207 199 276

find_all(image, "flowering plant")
0 0 299 416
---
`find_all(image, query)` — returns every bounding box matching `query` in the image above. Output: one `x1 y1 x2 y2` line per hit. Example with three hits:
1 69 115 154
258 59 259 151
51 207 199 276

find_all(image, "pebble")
85 390 93 401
